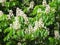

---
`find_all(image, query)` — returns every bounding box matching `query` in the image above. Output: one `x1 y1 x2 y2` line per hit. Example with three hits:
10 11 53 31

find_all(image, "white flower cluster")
17 42 21 45
10 24 12 28
0 0 6 3
29 1 34 9
16 7 23 17
42 0 50 14
25 18 49 36
33 21 39 31
8 7 29 30
28 24 33 34
54 30 60 39
0 11 3 16
9 10 13 17
45 5 50 14
25 18 45 33
13 17 21 30
33 18 44 31
38 18 44 28
42 0 47 6
25 24 33 34
8 10 14 19
25 23 38 34
0 0 6 6
27 1 34 11
16 7 29 24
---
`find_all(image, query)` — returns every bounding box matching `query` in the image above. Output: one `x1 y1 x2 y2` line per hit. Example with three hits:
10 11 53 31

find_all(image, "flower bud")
45 5 50 14
0 0 6 3
9 10 13 17
0 11 3 16
29 1 34 9
54 30 60 39
38 18 44 28
42 0 47 6
13 17 20 30
33 21 39 31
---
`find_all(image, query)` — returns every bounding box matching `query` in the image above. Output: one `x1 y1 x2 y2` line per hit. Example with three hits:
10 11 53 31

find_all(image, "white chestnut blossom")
9 24 13 29
54 30 60 39
0 0 6 6
13 17 20 30
33 18 45 31
10 24 12 27
38 18 44 28
45 5 50 14
29 1 34 9
33 21 39 31
25 24 35 34
9 10 13 17
16 7 29 24
42 0 47 6
16 7 23 17
17 42 21 45
25 28 29 34
16 7 27 17
0 11 3 16
7 10 14 19
23 15 29 24
0 0 6 3
7 15 11 19
28 24 33 33
25 24 33 34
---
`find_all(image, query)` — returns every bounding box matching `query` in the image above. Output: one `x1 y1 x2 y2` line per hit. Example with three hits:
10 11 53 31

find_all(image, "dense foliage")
0 0 60 45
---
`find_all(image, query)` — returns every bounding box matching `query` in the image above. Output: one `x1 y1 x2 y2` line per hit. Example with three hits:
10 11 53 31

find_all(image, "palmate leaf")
23 7 28 13
33 29 40 38
4 28 15 41
4 27 11 33
33 28 49 40
42 12 55 26
5 1 16 8
19 16 24 23
39 29 48 38
0 21 9 29
12 35 17 39
4 34 10 41
16 30 24 38
5 2 10 8
32 5 45 15
24 33 34 40
4 27 14 33
48 37 56 45
6 41 16 45
0 14 8 21
9 1 16 7
49 1 57 8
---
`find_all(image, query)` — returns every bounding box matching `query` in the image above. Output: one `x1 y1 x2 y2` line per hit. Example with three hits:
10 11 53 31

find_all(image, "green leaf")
5 2 10 7
0 15 8 21
0 29 2 32
17 30 24 38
